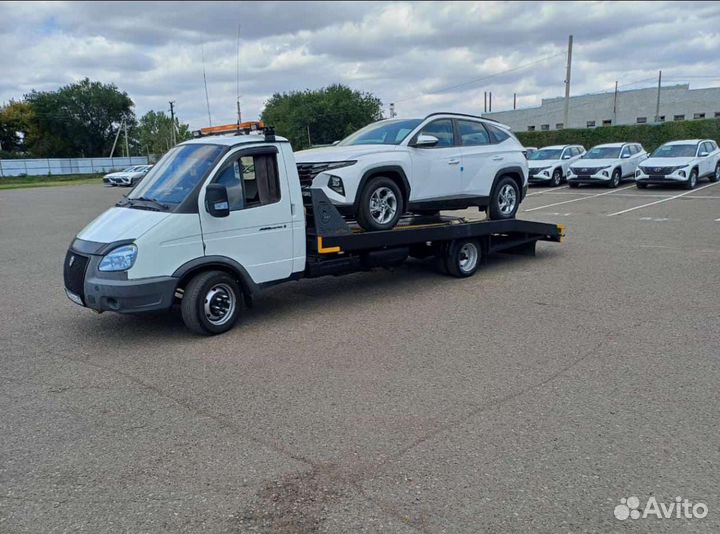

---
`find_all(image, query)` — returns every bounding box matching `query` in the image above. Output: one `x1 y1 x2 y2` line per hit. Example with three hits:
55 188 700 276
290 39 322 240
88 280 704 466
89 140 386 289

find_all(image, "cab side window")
214 152 281 211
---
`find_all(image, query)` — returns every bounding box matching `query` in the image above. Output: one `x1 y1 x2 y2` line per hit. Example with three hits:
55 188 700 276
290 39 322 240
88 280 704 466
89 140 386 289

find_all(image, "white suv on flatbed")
635 139 720 189
527 144 585 186
568 142 647 188
295 113 529 230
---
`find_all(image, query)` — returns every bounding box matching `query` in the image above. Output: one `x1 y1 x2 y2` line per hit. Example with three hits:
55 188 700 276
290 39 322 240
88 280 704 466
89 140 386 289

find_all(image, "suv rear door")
456 119 501 198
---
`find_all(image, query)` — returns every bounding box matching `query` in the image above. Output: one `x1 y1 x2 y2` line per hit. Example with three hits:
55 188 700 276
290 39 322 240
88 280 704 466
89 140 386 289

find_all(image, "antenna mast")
202 45 213 126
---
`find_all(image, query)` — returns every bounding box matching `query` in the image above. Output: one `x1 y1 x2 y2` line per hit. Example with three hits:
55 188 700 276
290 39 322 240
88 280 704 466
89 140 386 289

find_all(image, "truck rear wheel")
181 270 242 335
445 239 481 278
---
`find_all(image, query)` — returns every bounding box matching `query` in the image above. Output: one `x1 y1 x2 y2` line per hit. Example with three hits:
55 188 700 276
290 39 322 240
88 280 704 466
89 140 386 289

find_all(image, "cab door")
198 146 294 284
697 142 713 176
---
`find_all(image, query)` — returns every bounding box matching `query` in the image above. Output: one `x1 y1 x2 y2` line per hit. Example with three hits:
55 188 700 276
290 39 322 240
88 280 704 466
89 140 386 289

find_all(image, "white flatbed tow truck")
64 128 564 335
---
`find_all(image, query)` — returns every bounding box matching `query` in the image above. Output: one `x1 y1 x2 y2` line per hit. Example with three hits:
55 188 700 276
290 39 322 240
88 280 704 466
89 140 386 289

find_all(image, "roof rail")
423 112 501 123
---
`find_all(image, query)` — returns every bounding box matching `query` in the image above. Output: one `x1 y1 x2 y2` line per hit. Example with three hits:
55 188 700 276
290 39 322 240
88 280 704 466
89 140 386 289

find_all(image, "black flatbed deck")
303 189 564 261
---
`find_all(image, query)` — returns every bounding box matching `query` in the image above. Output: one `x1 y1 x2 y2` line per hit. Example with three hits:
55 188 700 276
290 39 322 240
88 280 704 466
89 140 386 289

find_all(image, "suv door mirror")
331 140 340 146
562 154 571 159
699 151 709 157
412 134 439 148
205 184 230 217
621 153 631 159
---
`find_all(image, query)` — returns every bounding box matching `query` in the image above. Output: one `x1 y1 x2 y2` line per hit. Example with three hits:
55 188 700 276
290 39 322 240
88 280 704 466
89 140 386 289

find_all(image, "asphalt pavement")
1 181 719 533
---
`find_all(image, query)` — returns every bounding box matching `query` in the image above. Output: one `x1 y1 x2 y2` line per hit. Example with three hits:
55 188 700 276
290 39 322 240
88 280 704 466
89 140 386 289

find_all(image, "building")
484 84 720 132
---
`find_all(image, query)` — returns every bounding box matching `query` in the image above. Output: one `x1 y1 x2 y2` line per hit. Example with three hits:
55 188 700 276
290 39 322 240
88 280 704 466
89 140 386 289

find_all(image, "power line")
393 51 566 104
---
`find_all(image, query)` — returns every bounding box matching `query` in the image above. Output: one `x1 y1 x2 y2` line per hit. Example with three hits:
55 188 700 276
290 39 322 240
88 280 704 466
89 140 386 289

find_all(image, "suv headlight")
325 160 357 171
99 244 137 272
327 174 345 195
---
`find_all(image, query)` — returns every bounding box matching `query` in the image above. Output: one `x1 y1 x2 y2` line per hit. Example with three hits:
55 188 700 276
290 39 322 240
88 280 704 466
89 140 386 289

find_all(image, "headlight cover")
324 160 357 171
99 244 137 272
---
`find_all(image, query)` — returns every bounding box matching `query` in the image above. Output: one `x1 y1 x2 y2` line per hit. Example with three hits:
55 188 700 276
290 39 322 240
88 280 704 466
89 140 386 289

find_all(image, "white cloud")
0 1 718 130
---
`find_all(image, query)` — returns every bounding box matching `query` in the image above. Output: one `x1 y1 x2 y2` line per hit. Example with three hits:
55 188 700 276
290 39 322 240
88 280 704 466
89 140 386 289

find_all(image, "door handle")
448 159 460 165
492 156 504 161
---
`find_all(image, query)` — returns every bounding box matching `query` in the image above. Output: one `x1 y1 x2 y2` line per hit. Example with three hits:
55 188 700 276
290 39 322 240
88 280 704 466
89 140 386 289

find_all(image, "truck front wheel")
181 270 242 335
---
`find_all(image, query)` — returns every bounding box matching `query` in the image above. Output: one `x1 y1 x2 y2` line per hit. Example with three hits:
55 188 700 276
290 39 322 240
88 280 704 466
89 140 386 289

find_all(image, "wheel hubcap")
498 184 517 215
458 243 478 273
204 283 236 326
369 187 398 224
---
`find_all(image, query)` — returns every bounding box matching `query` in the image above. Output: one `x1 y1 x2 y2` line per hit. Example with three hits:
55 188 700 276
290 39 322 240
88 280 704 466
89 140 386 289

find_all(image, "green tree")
24 78 135 157
0 100 37 155
260 84 383 150
135 110 191 157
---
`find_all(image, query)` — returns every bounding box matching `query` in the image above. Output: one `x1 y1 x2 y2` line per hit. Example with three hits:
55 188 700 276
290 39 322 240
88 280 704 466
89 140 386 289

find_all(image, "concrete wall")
485 84 720 132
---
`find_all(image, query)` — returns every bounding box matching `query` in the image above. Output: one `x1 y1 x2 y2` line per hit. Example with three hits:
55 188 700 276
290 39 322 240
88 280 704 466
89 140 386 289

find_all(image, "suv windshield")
583 146 621 159
338 119 422 146
651 144 697 158
528 149 562 160
128 144 226 205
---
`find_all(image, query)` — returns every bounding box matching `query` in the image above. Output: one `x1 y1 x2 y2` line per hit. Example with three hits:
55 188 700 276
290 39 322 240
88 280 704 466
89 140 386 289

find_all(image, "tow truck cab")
64 129 564 335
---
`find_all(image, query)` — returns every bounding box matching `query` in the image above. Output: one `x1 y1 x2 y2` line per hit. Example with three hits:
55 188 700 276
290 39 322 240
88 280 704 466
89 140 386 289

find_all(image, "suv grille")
640 166 675 175
296 162 333 188
573 166 603 175
63 250 89 303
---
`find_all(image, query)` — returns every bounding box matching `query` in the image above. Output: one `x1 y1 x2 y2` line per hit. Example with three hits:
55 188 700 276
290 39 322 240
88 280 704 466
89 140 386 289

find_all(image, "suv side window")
215 152 281 211
484 123 510 143
620 146 631 158
457 120 491 146
416 119 455 148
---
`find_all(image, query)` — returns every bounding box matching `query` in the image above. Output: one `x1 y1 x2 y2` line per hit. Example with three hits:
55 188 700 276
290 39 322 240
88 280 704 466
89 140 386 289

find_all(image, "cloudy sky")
1 1 719 129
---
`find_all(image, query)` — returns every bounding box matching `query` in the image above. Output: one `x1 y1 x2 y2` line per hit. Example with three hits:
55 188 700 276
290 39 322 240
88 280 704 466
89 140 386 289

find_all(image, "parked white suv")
527 144 585 187
294 113 528 230
104 165 153 187
567 142 647 188
635 139 720 189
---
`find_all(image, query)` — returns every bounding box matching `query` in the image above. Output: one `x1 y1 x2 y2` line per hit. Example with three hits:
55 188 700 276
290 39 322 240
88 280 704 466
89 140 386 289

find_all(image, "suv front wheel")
356 176 404 231
487 176 520 220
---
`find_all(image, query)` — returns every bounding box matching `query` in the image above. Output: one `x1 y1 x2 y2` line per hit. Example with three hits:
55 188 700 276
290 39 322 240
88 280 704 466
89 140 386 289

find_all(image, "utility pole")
513 93 517 110
123 120 130 158
484 92 487 113
306 125 312 147
109 119 123 158
612 81 618 124
655 70 662 123
169 101 176 146
489 92 492 112
563 34 573 129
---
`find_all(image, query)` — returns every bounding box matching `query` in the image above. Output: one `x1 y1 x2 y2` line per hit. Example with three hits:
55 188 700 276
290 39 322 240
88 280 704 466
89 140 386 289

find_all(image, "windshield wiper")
117 196 170 211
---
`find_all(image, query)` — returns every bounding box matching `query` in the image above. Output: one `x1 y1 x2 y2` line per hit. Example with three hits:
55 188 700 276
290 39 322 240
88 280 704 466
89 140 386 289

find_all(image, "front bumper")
636 174 686 185
567 173 612 184
64 243 177 314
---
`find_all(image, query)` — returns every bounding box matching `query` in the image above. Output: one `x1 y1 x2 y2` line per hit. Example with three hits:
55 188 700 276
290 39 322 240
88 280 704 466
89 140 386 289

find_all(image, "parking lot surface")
1 182 719 533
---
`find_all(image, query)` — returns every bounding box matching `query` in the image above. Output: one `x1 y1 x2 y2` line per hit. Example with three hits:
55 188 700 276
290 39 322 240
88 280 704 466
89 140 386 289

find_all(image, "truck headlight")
99 244 137 272
327 175 345 195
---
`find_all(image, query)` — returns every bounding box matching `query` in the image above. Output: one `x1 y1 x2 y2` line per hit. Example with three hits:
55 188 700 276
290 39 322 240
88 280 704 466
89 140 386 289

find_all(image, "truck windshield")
582 146 621 159
337 119 422 146
528 149 562 160
128 144 226 205
651 144 697 158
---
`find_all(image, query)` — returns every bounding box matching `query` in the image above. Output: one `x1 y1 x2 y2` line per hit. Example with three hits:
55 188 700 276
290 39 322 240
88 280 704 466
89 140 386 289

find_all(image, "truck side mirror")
205 184 230 217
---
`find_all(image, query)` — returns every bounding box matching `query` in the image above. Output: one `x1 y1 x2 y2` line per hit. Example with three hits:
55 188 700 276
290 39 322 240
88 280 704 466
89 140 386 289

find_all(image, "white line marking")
526 185 569 197
606 181 720 217
524 184 635 212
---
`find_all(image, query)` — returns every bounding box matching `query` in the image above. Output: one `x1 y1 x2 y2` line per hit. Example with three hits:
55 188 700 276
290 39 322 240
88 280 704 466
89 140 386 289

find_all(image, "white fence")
0 156 150 178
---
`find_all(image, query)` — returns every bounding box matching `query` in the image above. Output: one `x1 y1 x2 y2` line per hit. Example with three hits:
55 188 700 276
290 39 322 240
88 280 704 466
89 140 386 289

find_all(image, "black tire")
486 176 520 220
636 182 648 189
608 168 621 188
181 270 242 335
684 168 698 190
445 239 481 278
568 182 579 189
356 176 404 231
709 163 720 183
551 168 562 187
